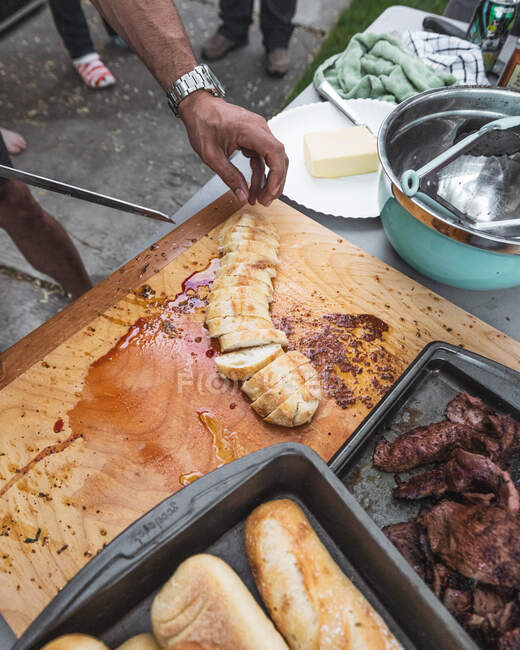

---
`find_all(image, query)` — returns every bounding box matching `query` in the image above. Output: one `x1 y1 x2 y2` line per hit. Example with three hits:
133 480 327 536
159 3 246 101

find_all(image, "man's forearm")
91 0 197 90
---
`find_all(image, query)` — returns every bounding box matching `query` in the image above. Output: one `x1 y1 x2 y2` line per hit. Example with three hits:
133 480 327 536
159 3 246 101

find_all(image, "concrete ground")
0 0 347 351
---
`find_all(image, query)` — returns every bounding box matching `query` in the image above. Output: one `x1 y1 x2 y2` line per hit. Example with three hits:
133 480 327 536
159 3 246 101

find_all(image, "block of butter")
304 125 379 178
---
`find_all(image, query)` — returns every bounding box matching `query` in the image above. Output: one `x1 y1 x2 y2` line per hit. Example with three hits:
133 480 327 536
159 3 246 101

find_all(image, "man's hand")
179 91 288 206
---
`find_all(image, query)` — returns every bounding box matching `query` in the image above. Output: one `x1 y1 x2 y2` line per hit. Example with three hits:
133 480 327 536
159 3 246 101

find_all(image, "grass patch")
286 0 450 105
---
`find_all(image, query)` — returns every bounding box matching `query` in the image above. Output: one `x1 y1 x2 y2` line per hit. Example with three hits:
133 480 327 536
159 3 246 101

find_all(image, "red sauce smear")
53 418 64 433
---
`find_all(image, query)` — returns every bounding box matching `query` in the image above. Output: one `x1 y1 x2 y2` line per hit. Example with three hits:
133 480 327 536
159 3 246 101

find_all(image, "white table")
173 5 520 341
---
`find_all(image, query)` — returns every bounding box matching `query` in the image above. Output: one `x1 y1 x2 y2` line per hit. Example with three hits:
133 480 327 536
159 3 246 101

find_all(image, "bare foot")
0 128 27 155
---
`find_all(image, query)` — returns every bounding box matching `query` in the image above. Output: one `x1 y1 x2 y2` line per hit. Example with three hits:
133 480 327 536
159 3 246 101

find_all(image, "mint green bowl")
381 197 520 290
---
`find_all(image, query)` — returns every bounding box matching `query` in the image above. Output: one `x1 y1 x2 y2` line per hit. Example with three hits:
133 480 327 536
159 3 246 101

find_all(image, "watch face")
206 66 226 96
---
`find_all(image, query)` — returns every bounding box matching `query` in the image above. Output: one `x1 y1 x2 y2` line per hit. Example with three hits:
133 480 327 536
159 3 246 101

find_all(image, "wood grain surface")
1 194 519 636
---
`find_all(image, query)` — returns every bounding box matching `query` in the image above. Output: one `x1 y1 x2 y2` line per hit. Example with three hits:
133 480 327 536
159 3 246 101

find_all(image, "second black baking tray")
13 441 476 650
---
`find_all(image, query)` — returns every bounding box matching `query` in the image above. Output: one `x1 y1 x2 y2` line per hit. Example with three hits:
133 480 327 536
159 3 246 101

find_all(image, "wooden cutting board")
1 192 519 637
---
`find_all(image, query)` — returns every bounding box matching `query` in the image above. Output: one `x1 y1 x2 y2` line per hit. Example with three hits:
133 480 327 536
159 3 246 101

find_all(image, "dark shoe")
266 48 290 77
202 32 240 61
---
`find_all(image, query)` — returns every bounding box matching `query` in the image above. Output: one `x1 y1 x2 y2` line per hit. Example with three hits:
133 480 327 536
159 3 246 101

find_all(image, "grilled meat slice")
446 392 493 432
373 421 494 472
498 627 520 650
393 450 520 513
443 588 473 622
418 502 520 589
473 587 508 618
382 521 427 581
490 414 520 477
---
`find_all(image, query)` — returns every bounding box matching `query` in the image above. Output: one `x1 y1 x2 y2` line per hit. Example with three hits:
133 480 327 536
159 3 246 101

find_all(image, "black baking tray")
327 341 520 645
12 442 475 650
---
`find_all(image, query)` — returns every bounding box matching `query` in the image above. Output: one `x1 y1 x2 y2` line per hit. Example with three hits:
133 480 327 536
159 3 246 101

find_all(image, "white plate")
268 100 395 218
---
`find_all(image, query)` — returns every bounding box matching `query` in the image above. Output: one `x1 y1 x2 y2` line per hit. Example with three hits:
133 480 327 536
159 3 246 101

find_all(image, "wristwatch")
166 63 226 117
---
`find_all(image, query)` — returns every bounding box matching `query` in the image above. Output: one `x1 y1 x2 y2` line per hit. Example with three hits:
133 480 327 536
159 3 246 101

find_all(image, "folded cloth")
403 31 489 86
314 32 457 104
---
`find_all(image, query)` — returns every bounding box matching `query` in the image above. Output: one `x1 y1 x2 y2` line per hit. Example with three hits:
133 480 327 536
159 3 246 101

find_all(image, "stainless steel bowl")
379 85 520 255
377 86 520 290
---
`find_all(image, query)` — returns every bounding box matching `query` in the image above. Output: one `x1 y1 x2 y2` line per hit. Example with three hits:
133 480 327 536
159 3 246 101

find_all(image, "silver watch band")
166 64 225 117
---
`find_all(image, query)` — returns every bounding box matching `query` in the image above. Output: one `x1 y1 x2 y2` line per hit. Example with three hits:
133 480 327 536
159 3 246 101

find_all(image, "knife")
315 79 375 135
0 163 175 224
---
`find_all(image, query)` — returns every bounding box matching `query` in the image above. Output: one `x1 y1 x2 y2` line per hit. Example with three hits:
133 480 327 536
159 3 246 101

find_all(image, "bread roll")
116 634 160 650
151 554 288 650
41 634 108 650
215 344 283 381
245 500 403 650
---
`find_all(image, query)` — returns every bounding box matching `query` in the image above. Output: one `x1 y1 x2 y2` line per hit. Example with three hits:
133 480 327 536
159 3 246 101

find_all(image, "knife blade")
0 163 175 224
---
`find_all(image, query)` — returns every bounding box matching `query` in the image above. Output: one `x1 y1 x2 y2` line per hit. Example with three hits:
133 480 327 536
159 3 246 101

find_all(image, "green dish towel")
314 32 456 104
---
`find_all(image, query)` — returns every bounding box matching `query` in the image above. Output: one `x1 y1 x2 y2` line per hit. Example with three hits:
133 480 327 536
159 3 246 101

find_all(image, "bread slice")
242 351 311 402
215 262 276 284
211 276 273 301
206 316 273 338
222 241 279 265
220 228 280 254
219 213 278 244
206 298 271 321
293 378 321 427
116 634 159 650
215 344 283 381
245 500 403 650
150 554 288 650
220 252 278 272
208 288 271 307
263 379 320 427
41 635 109 650
219 328 288 353
250 364 316 418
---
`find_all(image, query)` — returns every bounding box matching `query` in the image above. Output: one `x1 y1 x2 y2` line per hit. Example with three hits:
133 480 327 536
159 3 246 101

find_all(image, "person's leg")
48 0 95 60
260 0 297 50
0 128 27 156
0 136 91 299
260 0 297 76
202 0 253 61
48 0 116 89
218 0 254 44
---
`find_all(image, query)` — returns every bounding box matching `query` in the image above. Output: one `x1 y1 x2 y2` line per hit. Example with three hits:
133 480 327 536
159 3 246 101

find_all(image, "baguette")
151 554 288 650
245 500 403 650
214 262 275 283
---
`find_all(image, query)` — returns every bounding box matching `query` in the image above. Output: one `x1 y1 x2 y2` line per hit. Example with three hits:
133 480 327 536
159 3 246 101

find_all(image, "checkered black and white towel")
403 31 490 86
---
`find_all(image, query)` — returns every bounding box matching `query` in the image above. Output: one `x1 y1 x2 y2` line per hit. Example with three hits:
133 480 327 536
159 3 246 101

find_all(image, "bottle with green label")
466 0 520 72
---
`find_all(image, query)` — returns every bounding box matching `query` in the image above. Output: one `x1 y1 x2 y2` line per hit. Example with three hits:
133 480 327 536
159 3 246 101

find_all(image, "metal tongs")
400 115 520 231
0 163 175 224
